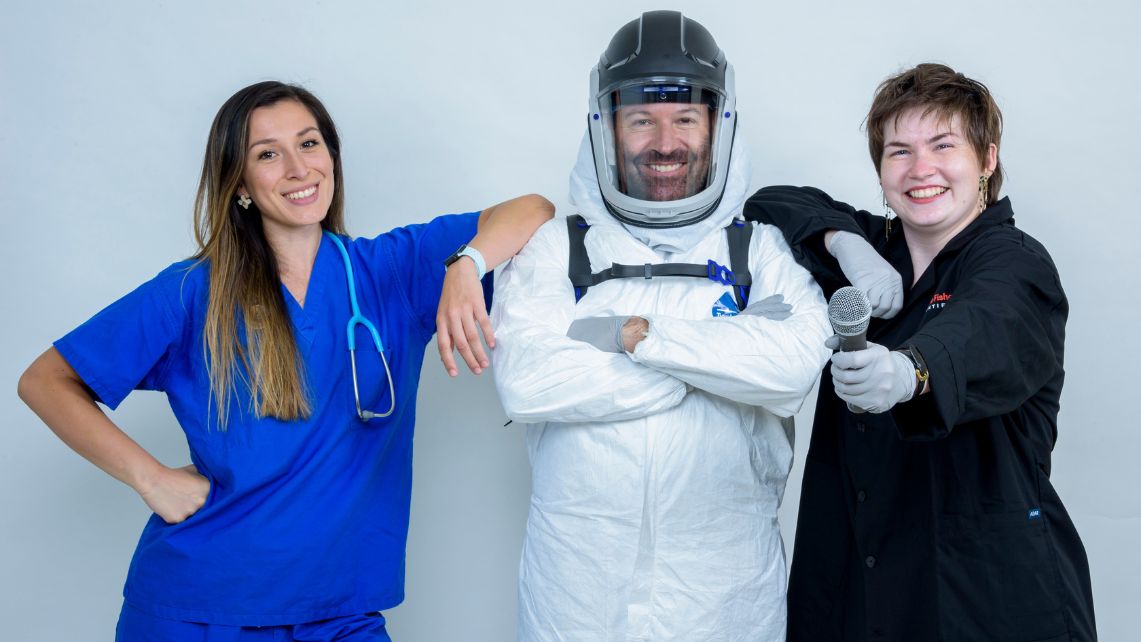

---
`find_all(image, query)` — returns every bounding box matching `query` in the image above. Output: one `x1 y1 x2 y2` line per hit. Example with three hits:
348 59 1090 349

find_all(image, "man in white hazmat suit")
491 10 832 641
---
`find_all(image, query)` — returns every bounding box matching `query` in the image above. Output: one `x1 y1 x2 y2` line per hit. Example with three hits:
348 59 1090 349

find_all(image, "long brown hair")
865 63 1004 207
193 81 346 427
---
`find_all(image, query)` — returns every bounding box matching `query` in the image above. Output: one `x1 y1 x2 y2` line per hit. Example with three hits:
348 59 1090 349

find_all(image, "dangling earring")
977 175 990 212
237 194 252 210
882 192 894 240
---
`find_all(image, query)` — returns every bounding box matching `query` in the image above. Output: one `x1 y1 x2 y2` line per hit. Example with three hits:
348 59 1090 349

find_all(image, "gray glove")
566 316 629 353
829 340 915 413
740 294 792 320
828 231 903 319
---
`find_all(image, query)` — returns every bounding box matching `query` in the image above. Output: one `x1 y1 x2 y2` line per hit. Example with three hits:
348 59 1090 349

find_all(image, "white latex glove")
829 341 915 413
828 231 903 319
740 294 792 320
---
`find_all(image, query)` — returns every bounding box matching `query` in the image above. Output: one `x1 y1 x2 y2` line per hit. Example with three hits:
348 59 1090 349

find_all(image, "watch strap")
445 244 487 280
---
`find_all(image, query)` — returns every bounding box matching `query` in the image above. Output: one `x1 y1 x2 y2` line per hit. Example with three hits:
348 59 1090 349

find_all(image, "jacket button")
857 490 867 503
856 422 866 433
865 555 876 568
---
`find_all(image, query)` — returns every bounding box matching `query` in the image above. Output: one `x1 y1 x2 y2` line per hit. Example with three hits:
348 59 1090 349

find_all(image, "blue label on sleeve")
712 292 739 317
1028 508 1042 520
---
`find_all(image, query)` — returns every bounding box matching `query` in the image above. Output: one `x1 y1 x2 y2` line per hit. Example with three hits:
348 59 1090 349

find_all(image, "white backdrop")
3 1 1137 640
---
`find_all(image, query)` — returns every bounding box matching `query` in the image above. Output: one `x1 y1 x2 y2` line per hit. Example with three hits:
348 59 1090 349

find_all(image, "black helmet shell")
597 10 727 94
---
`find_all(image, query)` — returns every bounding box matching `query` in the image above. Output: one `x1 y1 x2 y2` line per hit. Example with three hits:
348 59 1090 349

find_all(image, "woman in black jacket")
746 63 1096 642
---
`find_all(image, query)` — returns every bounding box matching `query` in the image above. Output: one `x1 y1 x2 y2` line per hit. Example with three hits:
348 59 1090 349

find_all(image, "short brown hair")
865 63 1004 206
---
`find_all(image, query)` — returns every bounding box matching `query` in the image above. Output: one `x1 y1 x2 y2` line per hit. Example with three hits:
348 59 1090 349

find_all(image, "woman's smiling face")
239 99 335 238
879 107 996 241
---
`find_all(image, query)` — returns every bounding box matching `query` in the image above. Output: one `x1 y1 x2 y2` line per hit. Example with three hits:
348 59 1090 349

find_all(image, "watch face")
444 244 468 266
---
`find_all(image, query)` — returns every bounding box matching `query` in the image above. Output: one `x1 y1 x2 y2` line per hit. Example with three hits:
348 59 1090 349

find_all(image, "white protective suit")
491 132 832 642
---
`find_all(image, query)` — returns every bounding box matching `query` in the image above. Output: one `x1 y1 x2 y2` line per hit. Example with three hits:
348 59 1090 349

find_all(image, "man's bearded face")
614 102 712 202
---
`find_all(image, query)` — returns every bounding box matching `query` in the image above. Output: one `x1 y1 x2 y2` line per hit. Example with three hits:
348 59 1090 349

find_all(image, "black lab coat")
744 186 1096 642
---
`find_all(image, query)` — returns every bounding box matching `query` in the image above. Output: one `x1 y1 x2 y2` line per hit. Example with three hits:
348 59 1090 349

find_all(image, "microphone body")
827 286 872 414
836 333 867 353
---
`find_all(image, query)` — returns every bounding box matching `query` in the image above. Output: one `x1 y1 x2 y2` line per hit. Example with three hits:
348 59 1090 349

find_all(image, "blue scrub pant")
116 602 392 642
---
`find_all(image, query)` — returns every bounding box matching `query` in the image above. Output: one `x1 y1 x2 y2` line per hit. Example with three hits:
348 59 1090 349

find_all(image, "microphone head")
828 286 871 336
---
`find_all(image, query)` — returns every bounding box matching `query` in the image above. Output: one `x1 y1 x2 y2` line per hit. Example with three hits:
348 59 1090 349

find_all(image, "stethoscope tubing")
325 231 396 420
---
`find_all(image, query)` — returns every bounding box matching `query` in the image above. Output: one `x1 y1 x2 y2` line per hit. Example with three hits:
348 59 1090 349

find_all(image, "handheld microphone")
827 286 872 414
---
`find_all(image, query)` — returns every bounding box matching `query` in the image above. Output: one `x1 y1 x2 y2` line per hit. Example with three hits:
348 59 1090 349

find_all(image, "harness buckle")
706 260 736 286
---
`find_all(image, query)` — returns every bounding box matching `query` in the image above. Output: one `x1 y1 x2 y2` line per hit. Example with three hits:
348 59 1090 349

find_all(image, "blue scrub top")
54 212 486 626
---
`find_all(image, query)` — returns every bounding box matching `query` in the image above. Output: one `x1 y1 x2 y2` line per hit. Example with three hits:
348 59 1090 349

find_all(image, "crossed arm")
623 225 832 415
490 221 689 424
491 221 832 423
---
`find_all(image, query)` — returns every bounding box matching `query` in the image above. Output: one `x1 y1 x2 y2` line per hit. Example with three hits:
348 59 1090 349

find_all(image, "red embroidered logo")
927 292 952 311
929 293 952 304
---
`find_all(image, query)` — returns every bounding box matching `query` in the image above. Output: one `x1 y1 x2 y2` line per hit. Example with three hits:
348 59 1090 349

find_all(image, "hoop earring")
237 194 252 210
882 192 894 240
978 175 990 212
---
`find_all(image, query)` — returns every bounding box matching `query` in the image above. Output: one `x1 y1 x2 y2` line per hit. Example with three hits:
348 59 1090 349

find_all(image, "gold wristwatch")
898 344 930 396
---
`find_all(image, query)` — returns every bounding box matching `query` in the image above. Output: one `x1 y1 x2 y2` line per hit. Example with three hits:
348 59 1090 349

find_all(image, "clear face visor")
597 81 726 204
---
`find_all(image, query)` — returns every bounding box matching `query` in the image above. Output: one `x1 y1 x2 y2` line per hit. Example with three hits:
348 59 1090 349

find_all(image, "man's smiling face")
614 102 712 202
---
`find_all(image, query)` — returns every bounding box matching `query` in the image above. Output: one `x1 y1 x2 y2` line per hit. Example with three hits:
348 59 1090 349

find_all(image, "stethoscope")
325 231 396 420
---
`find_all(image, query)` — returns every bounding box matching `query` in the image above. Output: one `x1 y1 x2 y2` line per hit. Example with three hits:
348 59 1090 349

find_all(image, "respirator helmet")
588 10 736 228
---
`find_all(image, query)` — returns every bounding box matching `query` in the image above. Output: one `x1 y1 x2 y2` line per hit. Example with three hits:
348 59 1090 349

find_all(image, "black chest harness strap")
566 215 754 310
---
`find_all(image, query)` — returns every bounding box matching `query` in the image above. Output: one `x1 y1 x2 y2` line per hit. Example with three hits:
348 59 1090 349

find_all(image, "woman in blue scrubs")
16 81 553 641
